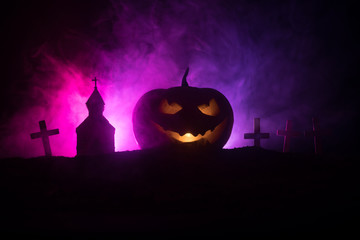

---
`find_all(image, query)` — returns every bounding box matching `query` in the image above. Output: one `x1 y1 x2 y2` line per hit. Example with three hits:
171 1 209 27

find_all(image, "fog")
0 0 358 158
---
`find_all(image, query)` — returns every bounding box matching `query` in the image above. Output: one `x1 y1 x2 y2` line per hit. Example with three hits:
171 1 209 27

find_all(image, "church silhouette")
76 78 115 156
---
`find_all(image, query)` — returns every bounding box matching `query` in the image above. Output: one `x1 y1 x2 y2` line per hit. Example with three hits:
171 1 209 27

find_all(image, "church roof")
86 87 105 106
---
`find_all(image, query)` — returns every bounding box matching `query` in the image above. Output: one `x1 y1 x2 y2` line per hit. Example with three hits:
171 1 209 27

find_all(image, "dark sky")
1 0 359 157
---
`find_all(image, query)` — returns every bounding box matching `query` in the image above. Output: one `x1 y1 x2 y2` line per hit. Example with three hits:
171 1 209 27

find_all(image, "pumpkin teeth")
204 129 212 136
152 119 228 144
179 129 210 137
180 132 204 137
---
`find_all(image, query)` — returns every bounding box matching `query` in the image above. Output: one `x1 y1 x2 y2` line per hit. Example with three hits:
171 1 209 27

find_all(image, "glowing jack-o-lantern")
132 68 234 150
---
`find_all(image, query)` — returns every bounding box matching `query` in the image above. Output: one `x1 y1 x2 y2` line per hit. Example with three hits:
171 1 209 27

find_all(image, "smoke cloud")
0 0 358 158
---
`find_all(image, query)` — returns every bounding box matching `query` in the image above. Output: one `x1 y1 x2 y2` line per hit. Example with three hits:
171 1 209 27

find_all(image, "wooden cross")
30 120 59 157
277 120 302 152
92 77 98 88
304 117 329 154
244 118 270 147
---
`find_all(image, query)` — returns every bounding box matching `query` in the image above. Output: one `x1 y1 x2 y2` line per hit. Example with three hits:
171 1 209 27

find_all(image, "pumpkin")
132 68 234 150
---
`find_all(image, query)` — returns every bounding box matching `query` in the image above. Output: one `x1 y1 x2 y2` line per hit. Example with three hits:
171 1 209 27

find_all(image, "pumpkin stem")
181 67 189 87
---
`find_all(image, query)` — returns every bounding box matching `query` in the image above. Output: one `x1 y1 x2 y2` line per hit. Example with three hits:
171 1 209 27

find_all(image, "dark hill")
0 147 358 234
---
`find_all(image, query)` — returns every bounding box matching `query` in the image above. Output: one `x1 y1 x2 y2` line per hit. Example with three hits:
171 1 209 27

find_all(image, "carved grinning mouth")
152 119 227 144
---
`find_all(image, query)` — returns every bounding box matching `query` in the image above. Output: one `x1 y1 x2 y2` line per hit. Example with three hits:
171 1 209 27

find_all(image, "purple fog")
0 0 359 158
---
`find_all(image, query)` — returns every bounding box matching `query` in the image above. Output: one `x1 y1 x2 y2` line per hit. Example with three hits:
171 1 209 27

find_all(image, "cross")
244 118 270 147
304 117 330 154
277 120 302 152
30 120 59 157
92 77 98 88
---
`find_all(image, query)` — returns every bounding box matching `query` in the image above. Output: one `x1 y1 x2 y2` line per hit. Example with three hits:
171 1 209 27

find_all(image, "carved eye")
198 98 220 116
159 99 182 114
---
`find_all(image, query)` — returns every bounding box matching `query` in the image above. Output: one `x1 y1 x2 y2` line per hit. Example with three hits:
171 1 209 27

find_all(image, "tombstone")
277 120 301 152
76 77 115 156
30 120 59 157
244 118 269 147
304 117 330 154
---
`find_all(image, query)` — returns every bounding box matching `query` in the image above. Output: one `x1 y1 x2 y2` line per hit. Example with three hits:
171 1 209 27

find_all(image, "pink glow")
3 47 250 158
3 1 335 158
0 2 255 158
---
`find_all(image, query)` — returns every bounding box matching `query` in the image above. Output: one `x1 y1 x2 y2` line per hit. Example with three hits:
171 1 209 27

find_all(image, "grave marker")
305 117 330 154
30 120 59 157
244 118 270 147
277 120 301 152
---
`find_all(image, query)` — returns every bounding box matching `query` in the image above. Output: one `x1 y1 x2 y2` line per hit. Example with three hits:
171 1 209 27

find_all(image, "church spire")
76 77 115 156
86 77 105 116
92 77 98 89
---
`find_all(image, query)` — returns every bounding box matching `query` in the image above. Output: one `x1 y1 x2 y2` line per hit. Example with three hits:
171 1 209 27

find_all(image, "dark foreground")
0 147 358 235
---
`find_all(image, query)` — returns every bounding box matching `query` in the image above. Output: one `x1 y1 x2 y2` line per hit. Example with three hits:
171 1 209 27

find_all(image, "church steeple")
76 77 115 156
86 87 105 117
92 77 98 89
